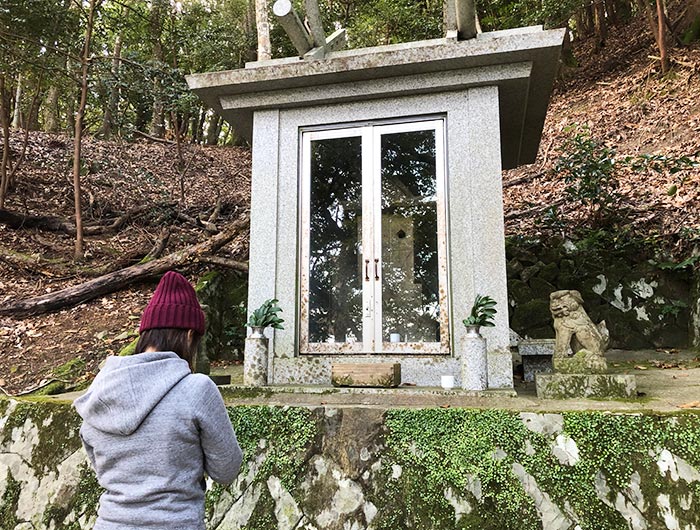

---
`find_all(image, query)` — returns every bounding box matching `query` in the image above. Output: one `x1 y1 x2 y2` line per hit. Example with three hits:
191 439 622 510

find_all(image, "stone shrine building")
187 24 564 389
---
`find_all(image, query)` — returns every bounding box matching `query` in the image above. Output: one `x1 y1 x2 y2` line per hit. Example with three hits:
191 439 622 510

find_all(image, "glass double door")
300 119 448 354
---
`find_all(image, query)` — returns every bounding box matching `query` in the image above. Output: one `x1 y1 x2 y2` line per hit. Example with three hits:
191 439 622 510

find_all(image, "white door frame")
299 118 449 354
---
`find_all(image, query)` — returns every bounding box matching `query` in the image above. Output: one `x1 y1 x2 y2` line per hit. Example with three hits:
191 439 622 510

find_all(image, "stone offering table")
518 338 554 382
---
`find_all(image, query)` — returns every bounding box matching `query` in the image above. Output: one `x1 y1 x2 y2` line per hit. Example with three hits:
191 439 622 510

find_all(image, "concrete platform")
51 350 700 413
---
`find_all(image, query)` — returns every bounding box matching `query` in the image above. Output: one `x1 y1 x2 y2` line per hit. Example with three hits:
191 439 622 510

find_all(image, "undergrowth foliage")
544 126 699 261
554 127 620 227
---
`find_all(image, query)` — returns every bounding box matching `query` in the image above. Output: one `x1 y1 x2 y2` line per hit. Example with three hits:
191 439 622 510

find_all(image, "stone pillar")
244 331 269 386
461 326 487 390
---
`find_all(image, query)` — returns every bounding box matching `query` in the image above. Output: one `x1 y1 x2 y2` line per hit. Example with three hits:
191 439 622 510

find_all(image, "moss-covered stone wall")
507 238 693 349
2 398 700 529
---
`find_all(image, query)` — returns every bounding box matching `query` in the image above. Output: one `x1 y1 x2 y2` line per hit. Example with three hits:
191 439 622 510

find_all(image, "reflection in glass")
381 130 440 343
308 136 363 344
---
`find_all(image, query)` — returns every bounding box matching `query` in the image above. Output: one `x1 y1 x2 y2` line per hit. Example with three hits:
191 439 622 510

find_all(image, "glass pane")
308 136 363 344
380 130 440 344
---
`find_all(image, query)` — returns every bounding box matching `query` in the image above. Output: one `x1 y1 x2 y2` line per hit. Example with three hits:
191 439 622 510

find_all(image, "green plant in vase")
247 299 285 337
463 294 497 333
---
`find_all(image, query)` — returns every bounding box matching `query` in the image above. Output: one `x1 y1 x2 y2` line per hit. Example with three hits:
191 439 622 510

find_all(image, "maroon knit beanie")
139 271 205 335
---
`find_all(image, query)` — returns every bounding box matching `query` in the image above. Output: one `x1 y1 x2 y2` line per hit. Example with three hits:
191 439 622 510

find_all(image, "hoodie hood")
74 352 191 436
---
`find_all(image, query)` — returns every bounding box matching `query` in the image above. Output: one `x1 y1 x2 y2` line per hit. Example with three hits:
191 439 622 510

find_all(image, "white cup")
390 333 401 343
441 375 455 389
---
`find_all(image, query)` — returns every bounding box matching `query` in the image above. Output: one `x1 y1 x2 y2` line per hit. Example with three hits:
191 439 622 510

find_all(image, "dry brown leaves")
503 12 700 258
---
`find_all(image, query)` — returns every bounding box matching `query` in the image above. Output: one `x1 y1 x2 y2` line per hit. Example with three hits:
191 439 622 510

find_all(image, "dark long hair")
135 328 202 369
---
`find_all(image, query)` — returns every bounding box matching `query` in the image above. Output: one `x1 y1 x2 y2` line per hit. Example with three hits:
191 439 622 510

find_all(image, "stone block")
332 363 401 387
518 339 554 382
535 373 637 399
210 375 232 386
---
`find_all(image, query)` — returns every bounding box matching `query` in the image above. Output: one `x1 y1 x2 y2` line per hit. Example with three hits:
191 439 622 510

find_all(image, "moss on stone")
511 299 551 334
241 488 277 530
219 386 274 401
53 358 86 379
5 401 700 529
553 350 607 374
0 398 10 417
2 400 82 476
205 482 227 520
538 262 560 283
369 408 700 529
529 276 556 299
371 408 541 529
0 470 21 530
30 380 67 396
227 406 319 490
118 336 139 356
41 460 102 530
507 279 532 305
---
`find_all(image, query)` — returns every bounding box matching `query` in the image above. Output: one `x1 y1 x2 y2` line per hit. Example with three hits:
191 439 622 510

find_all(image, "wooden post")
455 0 477 40
444 0 457 37
304 0 326 48
273 0 313 56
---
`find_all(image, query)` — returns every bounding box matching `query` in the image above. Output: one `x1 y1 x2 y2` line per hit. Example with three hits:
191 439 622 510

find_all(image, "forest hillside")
0 1 699 395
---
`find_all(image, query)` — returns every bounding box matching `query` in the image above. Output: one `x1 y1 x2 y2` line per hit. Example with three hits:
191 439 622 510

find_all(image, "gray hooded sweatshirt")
74 352 242 530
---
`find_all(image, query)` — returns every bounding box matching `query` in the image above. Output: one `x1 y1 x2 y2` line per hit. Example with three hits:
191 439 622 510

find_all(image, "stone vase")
461 325 488 390
244 328 269 386
249 326 266 338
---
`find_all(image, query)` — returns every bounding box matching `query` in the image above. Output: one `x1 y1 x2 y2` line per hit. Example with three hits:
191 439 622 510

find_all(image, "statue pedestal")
535 373 637 399
553 350 607 374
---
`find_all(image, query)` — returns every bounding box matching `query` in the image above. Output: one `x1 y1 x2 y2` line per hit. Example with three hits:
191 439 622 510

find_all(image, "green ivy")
370 409 700 529
227 406 318 490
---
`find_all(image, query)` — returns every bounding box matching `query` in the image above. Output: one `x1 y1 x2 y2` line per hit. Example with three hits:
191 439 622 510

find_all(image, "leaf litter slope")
503 12 700 257
0 135 250 395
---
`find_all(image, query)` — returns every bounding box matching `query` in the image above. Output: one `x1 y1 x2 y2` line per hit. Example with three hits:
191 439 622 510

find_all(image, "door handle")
374 259 379 280
364 259 370 281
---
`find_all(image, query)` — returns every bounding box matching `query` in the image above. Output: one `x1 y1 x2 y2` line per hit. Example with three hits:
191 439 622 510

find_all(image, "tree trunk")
150 0 166 138
43 86 60 133
656 0 669 73
637 0 659 44
73 0 99 261
0 75 11 209
615 0 632 22
605 0 618 25
11 73 22 129
0 204 151 235
585 1 596 36
255 0 272 60
594 0 608 47
6 81 41 191
99 33 122 139
0 216 249 318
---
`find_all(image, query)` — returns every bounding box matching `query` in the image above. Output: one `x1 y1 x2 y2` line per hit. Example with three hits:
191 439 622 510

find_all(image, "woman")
75 271 242 530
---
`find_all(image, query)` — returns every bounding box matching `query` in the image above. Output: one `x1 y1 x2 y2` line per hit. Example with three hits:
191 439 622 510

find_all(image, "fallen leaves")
651 360 688 370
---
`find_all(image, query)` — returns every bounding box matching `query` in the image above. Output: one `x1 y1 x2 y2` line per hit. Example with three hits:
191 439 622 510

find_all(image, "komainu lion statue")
550 290 610 360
